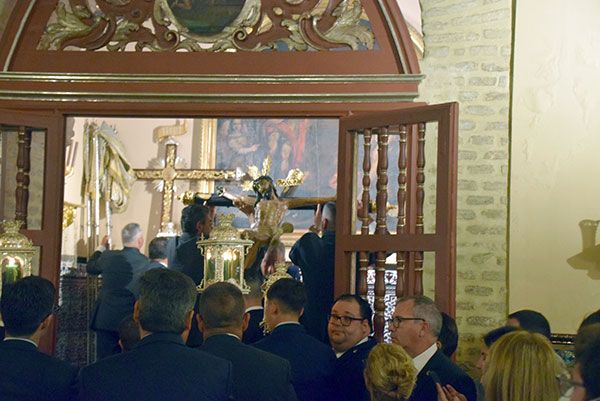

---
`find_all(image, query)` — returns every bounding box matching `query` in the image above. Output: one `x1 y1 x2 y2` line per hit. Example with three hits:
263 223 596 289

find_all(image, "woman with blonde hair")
482 330 560 401
364 343 417 401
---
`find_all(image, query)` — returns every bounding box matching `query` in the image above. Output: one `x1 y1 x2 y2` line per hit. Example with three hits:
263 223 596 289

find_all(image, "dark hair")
579 309 600 332
181 204 209 235
138 269 197 333
508 309 551 339
439 312 458 357
198 282 245 329
483 325 519 347
148 237 168 260
575 324 600 398
118 315 140 352
243 269 264 299
334 294 373 332
266 278 306 314
0 276 55 337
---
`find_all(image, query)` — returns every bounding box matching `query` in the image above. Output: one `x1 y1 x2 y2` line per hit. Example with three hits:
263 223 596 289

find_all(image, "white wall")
65 117 195 253
510 0 600 332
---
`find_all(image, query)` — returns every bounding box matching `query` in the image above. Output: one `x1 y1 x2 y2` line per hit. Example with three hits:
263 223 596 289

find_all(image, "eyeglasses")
328 314 365 327
387 316 425 328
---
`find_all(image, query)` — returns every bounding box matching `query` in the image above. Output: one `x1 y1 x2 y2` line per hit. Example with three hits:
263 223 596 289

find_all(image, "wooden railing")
335 103 459 341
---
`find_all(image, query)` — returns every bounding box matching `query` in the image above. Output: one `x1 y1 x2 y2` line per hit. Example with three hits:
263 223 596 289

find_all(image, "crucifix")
134 142 236 231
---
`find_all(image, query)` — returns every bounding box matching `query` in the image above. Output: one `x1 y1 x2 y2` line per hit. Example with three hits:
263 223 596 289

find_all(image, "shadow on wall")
567 220 600 279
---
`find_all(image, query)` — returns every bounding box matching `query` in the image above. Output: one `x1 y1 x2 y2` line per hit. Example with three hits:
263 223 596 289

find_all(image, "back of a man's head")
198 282 245 330
122 222 142 246
0 276 55 337
137 269 196 334
322 202 336 229
243 270 264 302
148 236 168 260
266 278 306 316
483 325 519 348
439 312 458 357
579 309 600 332
508 309 551 339
575 324 600 399
181 205 209 235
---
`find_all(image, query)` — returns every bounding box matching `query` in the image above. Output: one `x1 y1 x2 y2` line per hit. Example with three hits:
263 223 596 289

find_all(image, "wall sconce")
197 214 253 294
0 220 35 297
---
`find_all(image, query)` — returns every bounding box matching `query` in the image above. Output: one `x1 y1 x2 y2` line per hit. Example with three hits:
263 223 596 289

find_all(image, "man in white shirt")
389 296 476 401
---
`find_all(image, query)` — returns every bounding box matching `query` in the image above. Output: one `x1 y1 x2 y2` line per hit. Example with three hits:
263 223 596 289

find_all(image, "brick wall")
416 0 512 373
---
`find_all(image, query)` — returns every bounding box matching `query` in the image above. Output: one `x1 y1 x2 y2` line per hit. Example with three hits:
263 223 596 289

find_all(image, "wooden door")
335 103 459 341
0 110 65 353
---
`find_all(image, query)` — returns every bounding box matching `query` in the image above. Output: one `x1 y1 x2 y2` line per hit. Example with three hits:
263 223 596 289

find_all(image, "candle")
3 256 21 284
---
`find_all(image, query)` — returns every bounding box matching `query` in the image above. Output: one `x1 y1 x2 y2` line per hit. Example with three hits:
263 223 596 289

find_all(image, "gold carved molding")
38 0 375 52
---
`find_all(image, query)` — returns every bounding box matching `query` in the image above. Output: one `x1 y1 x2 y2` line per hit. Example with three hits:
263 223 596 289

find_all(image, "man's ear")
184 310 194 331
266 299 276 314
39 314 54 332
322 218 329 231
298 307 304 318
133 300 141 322
420 320 431 337
242 311 250 332
361 319 371 336
196 313 206 333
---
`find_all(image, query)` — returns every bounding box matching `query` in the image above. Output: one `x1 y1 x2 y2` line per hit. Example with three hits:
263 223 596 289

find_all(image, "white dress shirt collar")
335 336 369 358
3 337 38 348
413 343 438 373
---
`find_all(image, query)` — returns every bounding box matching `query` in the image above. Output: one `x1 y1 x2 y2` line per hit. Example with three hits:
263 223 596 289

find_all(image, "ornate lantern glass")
197 214 253 294
0 220 35 296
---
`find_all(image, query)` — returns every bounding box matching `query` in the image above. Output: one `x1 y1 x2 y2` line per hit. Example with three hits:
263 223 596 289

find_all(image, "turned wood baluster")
15 126 32 228
414 123 426 295
358 129 372 299
374 127 389 341
396 124 408 298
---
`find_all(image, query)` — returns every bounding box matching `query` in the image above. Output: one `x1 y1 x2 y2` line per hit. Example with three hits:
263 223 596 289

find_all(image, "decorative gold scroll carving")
38 0 375 52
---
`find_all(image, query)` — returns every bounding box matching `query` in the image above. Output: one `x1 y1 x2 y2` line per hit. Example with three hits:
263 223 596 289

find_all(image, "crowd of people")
0 202 598 401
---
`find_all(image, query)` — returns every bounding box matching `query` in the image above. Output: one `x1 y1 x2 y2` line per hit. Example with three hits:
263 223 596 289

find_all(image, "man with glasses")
0 276 77 400
389 296 476 401
328 294 377 401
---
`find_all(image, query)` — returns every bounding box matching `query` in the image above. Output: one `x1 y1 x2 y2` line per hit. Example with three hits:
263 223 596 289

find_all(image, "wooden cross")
134 143 236 231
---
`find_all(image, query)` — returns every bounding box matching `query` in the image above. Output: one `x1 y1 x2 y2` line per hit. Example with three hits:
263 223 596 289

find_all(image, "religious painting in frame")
212 118 339 230
164 0 247 36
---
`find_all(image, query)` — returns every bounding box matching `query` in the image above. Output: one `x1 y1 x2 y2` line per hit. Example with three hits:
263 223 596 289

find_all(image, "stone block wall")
416 0 512 373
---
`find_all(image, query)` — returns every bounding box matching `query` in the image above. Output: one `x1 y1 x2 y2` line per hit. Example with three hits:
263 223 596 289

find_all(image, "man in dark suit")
289 202 336 342
86 222 149 359
169 205 214 346
78 269 233 401
254 278 336 401
198 282 297 401
242 272 265 344
390 296 476 401
0 276 77 401
328 294 377 401
170 204 214 285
